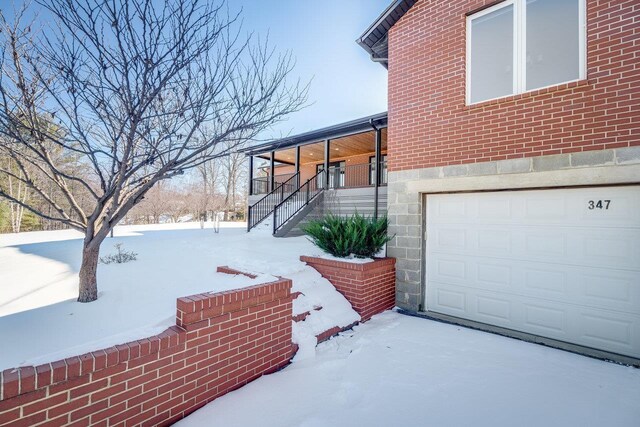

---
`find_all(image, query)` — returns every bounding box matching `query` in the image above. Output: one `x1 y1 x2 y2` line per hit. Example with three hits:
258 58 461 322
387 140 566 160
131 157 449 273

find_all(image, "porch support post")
248 155 254 196
374 128 382 219
269 151 275 192
295 145 301 187
324 139 330 189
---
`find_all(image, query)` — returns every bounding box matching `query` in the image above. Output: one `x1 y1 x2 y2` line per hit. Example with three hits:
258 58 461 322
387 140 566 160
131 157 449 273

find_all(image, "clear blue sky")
18 0 389 139
230 0 390 139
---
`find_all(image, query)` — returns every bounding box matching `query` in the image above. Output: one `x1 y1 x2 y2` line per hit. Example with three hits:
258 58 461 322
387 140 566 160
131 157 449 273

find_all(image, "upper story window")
466 0 586 105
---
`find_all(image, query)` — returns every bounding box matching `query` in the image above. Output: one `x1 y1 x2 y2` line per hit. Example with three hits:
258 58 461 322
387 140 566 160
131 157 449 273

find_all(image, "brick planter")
300 256 396 322
0 277 293 426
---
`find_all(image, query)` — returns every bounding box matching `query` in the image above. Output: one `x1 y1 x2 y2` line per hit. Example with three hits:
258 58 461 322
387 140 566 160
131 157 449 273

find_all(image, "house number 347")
588 200 611 210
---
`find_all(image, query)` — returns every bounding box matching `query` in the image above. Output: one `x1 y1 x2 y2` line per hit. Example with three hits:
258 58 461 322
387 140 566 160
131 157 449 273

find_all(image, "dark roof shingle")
356 0 417 68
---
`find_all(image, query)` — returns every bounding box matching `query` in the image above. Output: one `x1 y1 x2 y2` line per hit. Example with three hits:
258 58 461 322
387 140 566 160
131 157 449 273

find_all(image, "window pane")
526 0 580 90
470 5 514 104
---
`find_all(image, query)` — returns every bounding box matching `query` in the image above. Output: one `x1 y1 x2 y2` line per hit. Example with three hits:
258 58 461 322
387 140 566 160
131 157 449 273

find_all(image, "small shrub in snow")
303 213 392 258
100 243 138 264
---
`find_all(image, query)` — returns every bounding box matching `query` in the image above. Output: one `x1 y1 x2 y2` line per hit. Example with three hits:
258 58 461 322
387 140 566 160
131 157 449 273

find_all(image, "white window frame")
466 0 586 106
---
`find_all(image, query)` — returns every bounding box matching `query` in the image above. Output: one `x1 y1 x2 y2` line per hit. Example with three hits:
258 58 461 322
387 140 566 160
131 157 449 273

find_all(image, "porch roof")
240 112 387 157
356 0 417 68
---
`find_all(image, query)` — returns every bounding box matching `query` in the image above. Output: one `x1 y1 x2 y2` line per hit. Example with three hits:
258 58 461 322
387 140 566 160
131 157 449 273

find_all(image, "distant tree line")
0 147 249 233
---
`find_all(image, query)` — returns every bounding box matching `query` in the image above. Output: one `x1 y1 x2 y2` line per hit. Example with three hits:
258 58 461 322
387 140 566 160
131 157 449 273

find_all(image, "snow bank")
0 221 359 369
218 219 361 361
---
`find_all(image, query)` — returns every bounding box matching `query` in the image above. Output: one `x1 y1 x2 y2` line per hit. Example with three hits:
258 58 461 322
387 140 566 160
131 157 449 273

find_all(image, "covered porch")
246 113 388 197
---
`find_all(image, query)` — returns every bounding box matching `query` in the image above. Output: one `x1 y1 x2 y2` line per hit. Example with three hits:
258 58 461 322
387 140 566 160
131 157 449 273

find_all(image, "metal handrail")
273 169 325 234
247 172 300 231
322 161 388 189
251 173 296 195
378 160 388 185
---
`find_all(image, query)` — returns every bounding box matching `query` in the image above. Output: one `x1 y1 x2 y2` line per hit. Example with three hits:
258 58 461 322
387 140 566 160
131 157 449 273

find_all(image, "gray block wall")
387 146 640 312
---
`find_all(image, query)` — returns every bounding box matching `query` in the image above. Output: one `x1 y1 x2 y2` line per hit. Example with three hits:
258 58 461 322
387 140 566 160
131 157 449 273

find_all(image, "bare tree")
0 152 28 232
194 156 222 222
164 186 190 223
221 142 247 220
132 180 171 224
0 0 307 302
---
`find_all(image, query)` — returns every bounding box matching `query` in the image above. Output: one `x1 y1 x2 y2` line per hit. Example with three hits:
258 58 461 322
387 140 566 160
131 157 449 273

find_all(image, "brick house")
245 0 639 364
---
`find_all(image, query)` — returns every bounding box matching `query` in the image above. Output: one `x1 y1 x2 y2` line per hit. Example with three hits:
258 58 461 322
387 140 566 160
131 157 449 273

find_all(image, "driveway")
177 311 640 427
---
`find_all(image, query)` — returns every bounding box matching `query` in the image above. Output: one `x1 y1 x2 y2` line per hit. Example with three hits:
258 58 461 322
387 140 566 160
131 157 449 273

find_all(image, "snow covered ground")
177 311 640 427
0 221 359 369
3 223 639 426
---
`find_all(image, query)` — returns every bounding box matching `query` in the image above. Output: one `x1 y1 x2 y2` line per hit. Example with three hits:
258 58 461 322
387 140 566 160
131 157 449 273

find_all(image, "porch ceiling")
257 128 387 165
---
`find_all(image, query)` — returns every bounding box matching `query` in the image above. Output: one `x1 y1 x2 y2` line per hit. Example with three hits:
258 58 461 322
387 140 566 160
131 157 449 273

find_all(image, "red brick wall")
388 0 640 171
0 279 292 427
300 256 396 322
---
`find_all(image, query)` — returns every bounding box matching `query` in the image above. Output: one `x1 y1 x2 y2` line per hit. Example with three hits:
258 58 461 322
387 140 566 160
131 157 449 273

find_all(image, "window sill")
464 79 592 110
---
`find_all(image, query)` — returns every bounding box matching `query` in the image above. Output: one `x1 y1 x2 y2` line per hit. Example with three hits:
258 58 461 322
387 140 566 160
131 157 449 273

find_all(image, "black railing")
247 172 299 231
251 177 270 195
324 161 388 189
376 160 388 186
251 173 296 195
273 169 325 234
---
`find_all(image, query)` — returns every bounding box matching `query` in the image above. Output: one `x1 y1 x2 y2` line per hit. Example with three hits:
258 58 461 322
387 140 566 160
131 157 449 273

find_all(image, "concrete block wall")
387 147 640 312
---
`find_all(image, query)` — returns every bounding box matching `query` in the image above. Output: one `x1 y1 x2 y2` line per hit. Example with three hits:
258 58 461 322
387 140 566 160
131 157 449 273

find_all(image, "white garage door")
425 186 640 359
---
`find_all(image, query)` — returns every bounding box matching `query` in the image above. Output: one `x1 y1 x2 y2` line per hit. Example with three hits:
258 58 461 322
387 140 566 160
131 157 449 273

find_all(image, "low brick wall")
300 256 396 322
0 278 292 427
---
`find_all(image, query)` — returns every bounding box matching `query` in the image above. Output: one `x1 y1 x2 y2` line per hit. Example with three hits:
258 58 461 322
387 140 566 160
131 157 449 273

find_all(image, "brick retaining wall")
300 256 396 322
0 278 292 427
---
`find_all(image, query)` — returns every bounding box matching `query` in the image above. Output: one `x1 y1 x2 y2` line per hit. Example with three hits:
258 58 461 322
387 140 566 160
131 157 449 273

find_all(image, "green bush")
303 213 393 258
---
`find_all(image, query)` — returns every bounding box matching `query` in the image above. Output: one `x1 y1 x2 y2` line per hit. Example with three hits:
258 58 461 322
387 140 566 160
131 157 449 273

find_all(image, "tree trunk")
78 242 101 303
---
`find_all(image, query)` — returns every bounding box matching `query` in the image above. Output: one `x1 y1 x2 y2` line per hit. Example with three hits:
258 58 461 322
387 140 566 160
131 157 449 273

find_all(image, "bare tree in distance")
0 0 307 302
0 151 28 232
130 180 173 224
220 141 247 220
195 157 223 223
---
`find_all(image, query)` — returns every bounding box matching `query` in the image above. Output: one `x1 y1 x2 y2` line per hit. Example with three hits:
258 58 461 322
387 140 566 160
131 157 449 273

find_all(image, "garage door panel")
522 303 567 334
426 186 640 359
476 262 513 288
477 229 512 254
478 197 514 220
524 232 567 258
581 233 638 269
435 198 468 219
428 186 640 228
524 195 567 219
428 254 640 313
577 189 640 225
476 295 511 322
429 226 640 270
434 288 467 313
578 313 633 349
434 258 468 280
523 269 567 295
583 274 634 303
428 283 640 356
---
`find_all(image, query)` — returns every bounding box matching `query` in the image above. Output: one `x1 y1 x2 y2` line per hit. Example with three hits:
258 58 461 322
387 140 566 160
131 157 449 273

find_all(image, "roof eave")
240 112 388 156
356 0 417 68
